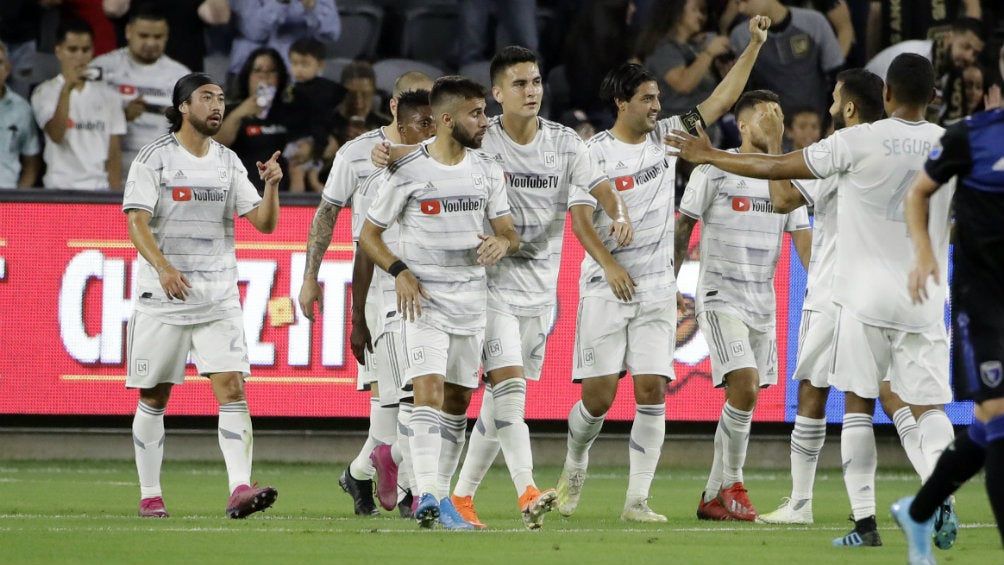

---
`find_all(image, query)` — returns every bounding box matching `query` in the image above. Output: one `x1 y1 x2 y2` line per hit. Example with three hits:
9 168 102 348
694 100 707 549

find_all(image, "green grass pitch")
1 460 998 565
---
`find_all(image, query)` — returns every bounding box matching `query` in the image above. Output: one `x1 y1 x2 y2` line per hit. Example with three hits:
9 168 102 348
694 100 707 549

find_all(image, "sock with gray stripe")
841 412 876 520
891 406 929 481
350 398 395 481
627 403 666 501
133 401 165 499
917 409 955 479
436 411 468 497
218 400 253 494
409 406 441 498
494 378 535 495
790 415 826 501
721 402 753 488
453 384 499 498
565 400 605 470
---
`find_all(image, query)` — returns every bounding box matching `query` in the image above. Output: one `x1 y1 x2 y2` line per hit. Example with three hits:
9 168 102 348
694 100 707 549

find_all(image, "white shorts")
371 330 411 406
697 310 778 388
125 311 250 389
402 319 483 389
356 300 381 391
828 306 952 405
572 296 677 381
482 306 549 381
792 309 835 388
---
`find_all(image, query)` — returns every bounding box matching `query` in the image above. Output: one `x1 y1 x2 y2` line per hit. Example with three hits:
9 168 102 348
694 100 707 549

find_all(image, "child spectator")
783 106 822 152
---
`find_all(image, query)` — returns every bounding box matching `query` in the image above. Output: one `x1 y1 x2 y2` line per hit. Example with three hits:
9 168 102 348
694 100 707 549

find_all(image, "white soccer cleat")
556 466 586 517
756 497 813 524
621 498 668 523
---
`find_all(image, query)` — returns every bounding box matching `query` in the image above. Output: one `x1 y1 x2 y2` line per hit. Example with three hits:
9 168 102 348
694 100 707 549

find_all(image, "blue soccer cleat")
414 492 440 529
933 498 958 550
891 496 936 565
438 496 474 530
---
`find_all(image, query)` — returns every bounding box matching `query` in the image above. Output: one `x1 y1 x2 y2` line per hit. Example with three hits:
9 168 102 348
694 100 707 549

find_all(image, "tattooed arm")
297 200 342 322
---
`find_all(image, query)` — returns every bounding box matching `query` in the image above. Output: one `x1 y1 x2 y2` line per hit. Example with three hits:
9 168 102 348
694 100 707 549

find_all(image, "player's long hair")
600 63 658 111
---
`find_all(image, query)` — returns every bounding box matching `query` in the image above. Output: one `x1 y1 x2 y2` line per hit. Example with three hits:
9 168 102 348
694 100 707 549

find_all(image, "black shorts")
951 275 1004 403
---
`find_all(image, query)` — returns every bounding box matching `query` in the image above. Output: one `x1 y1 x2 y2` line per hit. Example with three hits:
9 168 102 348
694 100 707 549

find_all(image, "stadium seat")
459 60 492 89
373 58 444 95
326 4 384 60
400 5 459 68
321 57 355 83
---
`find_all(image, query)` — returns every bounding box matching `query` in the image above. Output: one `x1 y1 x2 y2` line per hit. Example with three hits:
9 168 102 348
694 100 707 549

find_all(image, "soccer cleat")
556 466 586 517
438 496 474 530
621 498 667 523
414 492 440 529
369 444 399 511
519 486 557 530
338 468 379 516
891 496 936 565
717 482 757 521
398 490 414 519
697 492 731 520
832 515 883 547
226 483 278 519
932 498 958 550
756 497 813 524
451 494 487 529
138 496 169 518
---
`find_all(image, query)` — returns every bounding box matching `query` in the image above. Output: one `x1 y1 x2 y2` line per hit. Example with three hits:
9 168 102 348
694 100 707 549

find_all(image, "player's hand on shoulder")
748 15 770 45
371 141 391 168
664 122 713 163
603 262 636 303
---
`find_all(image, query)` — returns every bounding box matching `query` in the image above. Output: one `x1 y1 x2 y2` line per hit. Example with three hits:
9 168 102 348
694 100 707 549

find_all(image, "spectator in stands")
104 0 231 73
784 1 855 60
0 40 41 188
0 0 52 98
635 0 732 118
283 37 345 192
781 106 821 152
92 7 190 173
322 60 387 160
456 0 539 67
960 63 987 117
216 46 291 192
31 18 126 190
63 0 117 56
729 0 844 118
227 0 340 78
866 0 981 61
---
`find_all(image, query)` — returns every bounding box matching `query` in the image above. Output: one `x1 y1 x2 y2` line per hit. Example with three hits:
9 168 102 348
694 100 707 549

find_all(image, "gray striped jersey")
482 116 605 316
322 126 389 224
792 176 838 314
680 152 810 332
353 169 401 336
122 134 262 324
366 146 510 335
569 117 684 304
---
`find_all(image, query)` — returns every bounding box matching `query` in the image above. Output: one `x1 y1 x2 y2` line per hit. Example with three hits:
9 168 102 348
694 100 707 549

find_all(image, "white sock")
917 409 955 480
720 402 753 488
891 406 929 481
627 403 665 501
454 384 499 498
704 418 725 502
395 403 415 494
133 401 165 499
841 413 876 520
349 398 382 480
494 379 535 495
409 406 441 498
790 415 826 501
565 400 605 470
371 403 399 445
436 411 467 498
218 401 253 494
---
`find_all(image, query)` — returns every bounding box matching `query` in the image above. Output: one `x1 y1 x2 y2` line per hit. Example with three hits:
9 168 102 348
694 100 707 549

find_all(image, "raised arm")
570 204 635 302
198 0 231 25
665 123 815 180
242 150 281 233
696 15 769 125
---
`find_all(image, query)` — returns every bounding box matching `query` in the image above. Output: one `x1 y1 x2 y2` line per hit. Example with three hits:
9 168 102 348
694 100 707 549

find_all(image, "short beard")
188 115 221 137
451 124 481 149
832 112 846 131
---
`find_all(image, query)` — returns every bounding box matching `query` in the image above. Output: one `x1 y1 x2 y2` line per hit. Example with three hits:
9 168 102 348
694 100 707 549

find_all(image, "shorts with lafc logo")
356 300 381 391
371 329 411 406
482 306 550 381
697 310 777 388
402 319 483 389
792 308 835 388
572 296 677 381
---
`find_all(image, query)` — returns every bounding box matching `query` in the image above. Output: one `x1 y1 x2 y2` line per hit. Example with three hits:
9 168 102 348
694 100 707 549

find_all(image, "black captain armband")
679 109 706 135
389 260 409 278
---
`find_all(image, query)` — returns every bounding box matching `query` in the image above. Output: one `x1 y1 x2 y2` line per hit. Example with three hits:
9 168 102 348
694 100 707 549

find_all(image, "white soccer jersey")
91 48 191 167
792 175 838 313
680 153 810 331
31 75 127 189
570 117 685 304
802 118 954 331
322 127 389 217
123 134 262 325
481 116 605 316
367 146 510 335
353 169 401 336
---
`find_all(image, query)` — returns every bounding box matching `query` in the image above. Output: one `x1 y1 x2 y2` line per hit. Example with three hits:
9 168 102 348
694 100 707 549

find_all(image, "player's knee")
210 373 245 405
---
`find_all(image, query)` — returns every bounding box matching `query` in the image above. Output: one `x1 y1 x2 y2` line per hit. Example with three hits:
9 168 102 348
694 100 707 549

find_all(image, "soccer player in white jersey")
298 72 434 517
123 72 280 519
31 18 126 190
557 14 772 523
675 89 812 522
666 53 957 547
92 7 190 172
757 69 933 526
349 89 437 518
360 76 520 529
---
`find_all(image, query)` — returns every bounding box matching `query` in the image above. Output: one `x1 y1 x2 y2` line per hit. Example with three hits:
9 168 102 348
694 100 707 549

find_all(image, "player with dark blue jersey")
892 91 1004 565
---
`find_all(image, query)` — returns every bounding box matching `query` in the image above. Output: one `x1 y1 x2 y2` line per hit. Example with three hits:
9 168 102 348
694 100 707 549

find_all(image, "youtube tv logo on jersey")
173 188 192 201
614 176 635 191
732 197 751 211
420 200 441 214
